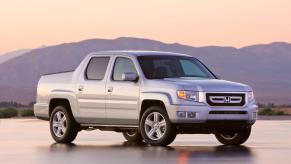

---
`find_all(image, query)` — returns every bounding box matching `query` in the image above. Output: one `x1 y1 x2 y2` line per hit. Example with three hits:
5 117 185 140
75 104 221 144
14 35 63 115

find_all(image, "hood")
161 78 251 92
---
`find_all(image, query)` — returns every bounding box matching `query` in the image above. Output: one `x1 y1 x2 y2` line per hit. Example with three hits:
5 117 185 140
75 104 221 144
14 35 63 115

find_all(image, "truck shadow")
46 142 254 163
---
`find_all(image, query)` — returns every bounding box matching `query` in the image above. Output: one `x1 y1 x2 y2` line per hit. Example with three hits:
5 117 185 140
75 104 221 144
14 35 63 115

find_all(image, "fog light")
177 111 186 118
187 112 196 118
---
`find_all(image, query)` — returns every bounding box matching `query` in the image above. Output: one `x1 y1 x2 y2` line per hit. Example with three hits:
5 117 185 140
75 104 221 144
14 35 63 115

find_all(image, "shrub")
0 108 18 118
275 111 286 116
20 109 34 117
258 107 289 116
0 112 4 118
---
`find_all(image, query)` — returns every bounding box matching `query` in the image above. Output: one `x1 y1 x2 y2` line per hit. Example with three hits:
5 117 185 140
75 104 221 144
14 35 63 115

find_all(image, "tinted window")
180 59 207 77
137 55 215 79
113 57 137 81
85 57 110 80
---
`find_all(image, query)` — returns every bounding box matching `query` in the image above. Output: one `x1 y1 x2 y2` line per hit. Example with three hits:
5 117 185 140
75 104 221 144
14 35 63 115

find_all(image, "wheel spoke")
148 128 155 137
52 122 58 128
56 112 62 121
159 120 166 127
156 128 163 138
145 119 154 127
153 112 159 122
56 127 62 135
61 116 66 124
61 126 66 134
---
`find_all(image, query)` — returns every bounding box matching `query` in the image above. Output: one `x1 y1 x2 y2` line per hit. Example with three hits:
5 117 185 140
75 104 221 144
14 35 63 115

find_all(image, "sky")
0 0 291 54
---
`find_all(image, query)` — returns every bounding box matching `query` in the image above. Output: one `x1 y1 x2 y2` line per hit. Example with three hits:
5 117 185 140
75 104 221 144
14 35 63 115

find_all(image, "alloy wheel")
52 111 67 138
144 112 167 140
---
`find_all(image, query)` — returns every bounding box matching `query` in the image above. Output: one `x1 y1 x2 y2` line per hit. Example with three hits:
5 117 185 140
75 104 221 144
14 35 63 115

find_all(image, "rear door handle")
107 86 113 93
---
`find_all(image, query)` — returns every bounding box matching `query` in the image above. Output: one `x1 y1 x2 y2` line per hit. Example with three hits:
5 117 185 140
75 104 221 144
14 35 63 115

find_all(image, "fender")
140 91 173 104
139 91 173 114
48 89 80 118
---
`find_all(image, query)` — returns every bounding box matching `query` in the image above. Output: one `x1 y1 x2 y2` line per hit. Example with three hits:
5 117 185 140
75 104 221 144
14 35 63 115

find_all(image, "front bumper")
166 102 258 124
174 120 252 134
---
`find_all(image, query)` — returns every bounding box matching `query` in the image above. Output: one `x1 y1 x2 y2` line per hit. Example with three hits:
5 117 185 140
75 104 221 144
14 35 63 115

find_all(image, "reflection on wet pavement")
0 119 291 164
44 142 254 164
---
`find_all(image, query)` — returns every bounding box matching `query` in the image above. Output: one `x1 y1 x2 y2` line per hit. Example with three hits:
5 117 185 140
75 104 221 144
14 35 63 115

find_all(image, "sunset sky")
0 0 291 54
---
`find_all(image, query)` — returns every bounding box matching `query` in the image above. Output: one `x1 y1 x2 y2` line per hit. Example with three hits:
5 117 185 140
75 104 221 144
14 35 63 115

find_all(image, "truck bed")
36 71 76 104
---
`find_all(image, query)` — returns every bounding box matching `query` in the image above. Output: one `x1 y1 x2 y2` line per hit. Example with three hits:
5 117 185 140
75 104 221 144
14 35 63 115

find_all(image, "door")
76 56 111 124
105 57 140 125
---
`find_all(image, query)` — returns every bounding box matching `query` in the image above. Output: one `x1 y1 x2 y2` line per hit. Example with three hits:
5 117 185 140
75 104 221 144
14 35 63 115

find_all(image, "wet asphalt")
0 119 290 164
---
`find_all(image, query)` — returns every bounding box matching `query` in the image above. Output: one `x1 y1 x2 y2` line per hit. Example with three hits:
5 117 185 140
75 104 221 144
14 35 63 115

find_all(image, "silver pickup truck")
34 51 257 146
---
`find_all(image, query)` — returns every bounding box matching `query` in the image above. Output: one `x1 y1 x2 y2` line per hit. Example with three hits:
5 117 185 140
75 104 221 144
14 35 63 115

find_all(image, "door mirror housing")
122 72 139 82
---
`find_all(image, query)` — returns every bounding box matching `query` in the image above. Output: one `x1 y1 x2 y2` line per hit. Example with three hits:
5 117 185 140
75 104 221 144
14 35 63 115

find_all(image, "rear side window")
85 57 110 80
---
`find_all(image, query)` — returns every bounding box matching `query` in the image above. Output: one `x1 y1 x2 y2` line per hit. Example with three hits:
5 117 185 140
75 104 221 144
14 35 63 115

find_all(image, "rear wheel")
140 106 176 146
122 129 143 142
50 106 79 143
215 127 251 145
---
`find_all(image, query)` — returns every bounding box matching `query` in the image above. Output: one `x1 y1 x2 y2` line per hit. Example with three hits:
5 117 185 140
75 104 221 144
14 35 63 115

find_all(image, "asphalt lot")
0 119 291 164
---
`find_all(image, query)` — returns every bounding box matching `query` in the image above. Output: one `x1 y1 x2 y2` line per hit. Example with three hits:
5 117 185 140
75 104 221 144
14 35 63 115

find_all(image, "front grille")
206 93 245 106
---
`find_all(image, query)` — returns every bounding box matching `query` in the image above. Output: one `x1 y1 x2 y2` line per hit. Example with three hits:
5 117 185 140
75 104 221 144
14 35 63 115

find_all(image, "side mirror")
122 72 139 82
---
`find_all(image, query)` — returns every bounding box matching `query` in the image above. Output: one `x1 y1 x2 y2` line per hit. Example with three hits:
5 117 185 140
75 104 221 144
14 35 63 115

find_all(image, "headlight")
177 90 199 102
247 91 255 101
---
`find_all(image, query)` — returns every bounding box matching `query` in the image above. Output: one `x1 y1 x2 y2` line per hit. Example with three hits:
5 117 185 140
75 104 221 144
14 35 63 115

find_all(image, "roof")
90 50 191 57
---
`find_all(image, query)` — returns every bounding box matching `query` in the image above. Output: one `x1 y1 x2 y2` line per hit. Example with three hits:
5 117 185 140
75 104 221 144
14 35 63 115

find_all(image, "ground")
0 119 291 164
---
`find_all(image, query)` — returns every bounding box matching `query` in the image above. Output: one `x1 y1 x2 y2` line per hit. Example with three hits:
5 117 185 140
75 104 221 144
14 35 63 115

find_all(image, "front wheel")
215 127 252 145
140 106 176 146
50 106 79 143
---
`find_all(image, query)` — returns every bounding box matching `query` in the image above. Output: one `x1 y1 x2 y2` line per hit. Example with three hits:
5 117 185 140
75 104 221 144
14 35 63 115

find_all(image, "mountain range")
0 49 31 64
0 37 290 104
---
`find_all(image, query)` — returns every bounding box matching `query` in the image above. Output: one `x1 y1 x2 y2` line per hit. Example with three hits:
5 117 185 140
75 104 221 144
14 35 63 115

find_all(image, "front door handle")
107 86 113 93
78 85 84 92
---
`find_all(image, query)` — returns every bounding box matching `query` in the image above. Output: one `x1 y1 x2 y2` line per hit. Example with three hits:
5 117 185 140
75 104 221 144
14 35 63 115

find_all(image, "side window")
85 57 110 80
112 57 137 81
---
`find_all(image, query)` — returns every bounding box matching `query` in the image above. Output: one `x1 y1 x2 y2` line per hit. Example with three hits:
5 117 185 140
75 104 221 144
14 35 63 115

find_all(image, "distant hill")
0 37 290 104
0 49 31 64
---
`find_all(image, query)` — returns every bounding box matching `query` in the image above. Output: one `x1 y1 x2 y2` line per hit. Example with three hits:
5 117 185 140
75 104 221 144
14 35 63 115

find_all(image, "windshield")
137 55 216 79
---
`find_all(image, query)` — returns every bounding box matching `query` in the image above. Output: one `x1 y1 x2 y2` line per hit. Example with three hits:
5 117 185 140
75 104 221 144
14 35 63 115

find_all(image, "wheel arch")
49 98 70 116
48 92 79 120
140 99 166 119
139 92 172 121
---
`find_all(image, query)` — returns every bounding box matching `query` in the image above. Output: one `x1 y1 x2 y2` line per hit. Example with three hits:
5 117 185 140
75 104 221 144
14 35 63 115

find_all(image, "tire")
50 106 79 143
122 129 143 142
140 106 176 146
215 127 252 145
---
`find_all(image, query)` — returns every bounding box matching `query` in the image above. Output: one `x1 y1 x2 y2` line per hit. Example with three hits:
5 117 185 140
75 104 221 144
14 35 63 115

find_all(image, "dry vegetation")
258 104 291 116
275 107 291 115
